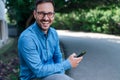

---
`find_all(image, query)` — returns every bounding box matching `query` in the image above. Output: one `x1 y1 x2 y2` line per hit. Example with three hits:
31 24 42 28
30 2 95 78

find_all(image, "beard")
37 19 52 32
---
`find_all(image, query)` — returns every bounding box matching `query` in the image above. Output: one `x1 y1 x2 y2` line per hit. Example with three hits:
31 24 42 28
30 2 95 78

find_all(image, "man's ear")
33 10 37 19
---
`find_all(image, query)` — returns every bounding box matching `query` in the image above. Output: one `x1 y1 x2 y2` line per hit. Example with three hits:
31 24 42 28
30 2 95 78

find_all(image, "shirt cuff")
62 59 72 70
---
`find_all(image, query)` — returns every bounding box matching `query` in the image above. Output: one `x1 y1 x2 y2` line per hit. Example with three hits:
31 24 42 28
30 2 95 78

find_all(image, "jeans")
42 74 74 80
32 74 74 80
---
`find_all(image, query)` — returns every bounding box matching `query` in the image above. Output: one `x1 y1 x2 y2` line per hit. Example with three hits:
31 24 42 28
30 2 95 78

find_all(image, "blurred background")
0 0 120 79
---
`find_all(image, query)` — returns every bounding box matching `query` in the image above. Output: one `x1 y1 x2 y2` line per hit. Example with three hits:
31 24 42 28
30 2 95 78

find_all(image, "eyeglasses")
36 11 55 18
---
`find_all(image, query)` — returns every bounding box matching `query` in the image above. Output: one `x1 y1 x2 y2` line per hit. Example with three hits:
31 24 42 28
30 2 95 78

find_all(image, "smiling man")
18 0 83 80
34 0 55 34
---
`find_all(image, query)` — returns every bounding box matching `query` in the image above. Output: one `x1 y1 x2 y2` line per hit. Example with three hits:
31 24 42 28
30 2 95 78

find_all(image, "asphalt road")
57 30 120 80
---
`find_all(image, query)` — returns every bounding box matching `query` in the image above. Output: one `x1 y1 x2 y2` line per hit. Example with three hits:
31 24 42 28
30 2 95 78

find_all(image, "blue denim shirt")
18 22 71 80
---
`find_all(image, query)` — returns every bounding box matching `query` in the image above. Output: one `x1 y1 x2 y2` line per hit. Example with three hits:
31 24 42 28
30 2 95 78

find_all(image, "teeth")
42 21 49 24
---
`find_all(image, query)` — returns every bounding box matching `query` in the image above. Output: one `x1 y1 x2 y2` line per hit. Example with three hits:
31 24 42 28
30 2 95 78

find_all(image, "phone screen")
76 51 86 57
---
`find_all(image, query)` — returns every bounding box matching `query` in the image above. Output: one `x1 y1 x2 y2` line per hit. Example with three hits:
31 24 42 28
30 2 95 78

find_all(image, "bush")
52 6 120 35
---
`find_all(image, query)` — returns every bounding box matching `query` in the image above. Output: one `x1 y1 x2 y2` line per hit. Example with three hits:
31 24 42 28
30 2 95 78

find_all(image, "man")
18 0 83 80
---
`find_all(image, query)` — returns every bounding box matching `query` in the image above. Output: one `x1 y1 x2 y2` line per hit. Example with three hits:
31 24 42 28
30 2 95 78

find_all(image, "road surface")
58 30 120 80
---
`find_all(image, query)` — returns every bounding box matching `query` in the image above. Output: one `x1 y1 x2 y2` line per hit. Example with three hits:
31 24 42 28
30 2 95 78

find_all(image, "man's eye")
37 12 43 15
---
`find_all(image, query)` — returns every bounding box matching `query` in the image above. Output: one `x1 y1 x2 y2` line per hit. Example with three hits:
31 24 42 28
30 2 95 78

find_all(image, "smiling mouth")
42 21 49 24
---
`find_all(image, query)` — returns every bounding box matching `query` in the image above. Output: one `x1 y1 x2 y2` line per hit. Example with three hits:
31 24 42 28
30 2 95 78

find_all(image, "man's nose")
42 14 49 20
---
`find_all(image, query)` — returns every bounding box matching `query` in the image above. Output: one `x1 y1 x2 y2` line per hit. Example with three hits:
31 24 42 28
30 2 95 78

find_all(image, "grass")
0 38 14 55
0 38 19 80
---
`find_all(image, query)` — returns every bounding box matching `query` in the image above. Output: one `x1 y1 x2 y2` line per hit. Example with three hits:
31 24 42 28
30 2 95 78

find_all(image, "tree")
6 0 120 35
6 0 35 34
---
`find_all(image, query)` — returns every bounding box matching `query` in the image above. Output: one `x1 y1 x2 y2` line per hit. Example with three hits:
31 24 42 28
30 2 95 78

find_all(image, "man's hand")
68 53 83 68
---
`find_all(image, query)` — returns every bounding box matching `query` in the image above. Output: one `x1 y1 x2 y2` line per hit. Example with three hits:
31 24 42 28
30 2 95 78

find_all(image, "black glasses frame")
36 11 55 18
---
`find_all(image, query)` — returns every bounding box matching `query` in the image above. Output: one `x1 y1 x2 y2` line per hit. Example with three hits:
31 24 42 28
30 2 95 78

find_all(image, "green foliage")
6 0 120 35
6 0 35 34
52 6 120 34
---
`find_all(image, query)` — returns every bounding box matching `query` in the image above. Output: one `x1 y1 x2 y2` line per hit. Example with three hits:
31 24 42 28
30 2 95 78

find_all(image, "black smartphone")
76 51 86 57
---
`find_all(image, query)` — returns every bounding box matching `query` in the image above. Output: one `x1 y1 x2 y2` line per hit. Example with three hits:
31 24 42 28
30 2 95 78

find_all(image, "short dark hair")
35 0 55 10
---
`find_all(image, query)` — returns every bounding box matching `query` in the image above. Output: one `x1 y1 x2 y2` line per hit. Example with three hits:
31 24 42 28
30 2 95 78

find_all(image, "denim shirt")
18 22 71 80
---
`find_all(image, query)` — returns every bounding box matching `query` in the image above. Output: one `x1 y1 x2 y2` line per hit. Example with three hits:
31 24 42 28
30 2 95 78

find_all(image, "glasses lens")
47 12 55 18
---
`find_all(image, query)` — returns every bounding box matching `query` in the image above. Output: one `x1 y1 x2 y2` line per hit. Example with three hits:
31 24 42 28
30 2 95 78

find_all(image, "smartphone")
76 50 86 57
